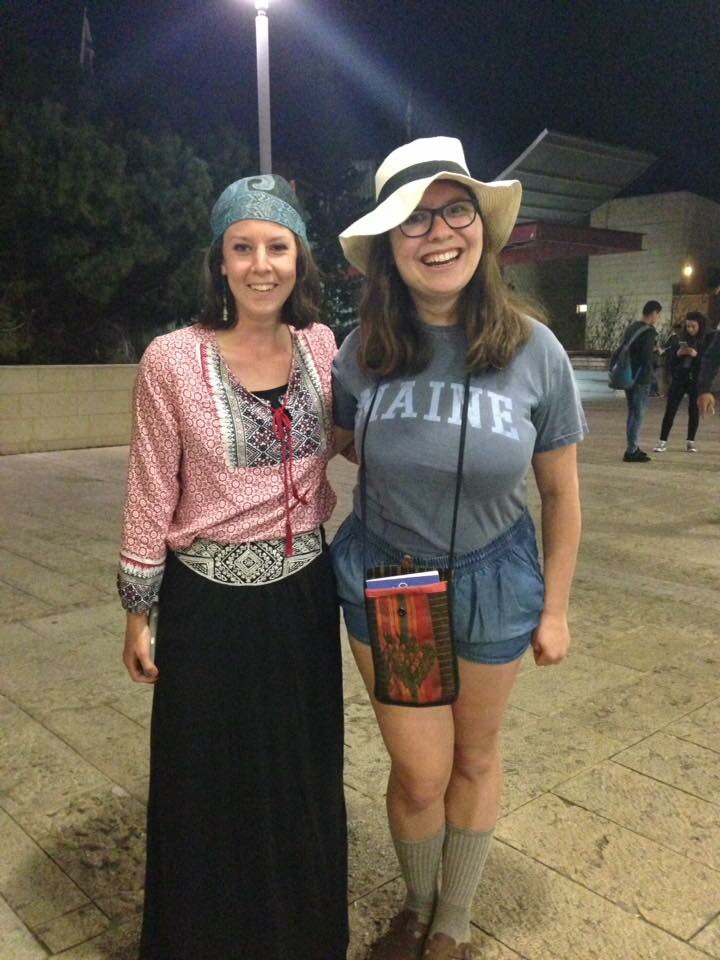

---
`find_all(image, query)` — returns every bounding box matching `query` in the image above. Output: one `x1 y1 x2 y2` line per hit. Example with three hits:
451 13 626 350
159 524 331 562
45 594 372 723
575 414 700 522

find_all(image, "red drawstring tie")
272 401 308 556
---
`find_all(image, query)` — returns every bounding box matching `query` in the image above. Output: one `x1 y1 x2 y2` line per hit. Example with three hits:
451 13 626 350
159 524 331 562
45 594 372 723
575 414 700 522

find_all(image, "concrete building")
587 191 720 340
497 131 720 348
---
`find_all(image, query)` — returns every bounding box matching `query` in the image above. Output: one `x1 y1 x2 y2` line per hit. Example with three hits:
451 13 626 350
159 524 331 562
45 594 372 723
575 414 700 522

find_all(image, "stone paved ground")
0 396 718 959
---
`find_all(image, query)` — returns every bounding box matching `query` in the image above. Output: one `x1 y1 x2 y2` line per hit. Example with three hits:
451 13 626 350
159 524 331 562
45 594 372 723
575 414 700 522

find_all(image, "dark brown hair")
357 232 544 377
685 310 707 340
198 235 322 330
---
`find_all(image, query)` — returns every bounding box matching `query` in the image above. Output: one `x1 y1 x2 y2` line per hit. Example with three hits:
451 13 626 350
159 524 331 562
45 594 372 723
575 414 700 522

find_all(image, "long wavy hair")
198 235 322 330
357 219 545 377
684 310 707 343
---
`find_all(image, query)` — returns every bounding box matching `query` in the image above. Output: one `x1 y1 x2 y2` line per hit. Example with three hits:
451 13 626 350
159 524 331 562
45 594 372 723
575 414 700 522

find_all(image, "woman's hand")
699 392 716 416
531 610 570 666
677 346 697 357
123 611 159 684
332 425 357 462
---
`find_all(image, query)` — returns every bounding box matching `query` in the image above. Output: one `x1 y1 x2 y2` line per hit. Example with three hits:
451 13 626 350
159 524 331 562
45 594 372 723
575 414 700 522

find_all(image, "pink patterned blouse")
117 322 338 613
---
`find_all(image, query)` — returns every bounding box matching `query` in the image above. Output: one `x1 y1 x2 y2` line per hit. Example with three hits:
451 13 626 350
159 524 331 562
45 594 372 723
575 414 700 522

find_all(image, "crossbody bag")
359 375 470 707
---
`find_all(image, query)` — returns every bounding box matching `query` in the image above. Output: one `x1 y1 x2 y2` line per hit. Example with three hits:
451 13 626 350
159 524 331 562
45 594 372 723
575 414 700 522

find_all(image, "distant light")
254 0 269 11
682 263 694 278
576 304 587 314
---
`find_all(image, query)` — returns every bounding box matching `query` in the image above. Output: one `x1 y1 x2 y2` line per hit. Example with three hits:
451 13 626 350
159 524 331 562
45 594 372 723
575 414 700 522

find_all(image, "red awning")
500 221 643 265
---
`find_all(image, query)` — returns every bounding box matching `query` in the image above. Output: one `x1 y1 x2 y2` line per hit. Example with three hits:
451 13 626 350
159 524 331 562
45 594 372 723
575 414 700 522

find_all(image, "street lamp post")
254 0 272 174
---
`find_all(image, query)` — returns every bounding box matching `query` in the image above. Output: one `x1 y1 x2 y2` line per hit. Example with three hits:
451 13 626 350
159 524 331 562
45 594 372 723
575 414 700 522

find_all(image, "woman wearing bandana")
118 175 348 960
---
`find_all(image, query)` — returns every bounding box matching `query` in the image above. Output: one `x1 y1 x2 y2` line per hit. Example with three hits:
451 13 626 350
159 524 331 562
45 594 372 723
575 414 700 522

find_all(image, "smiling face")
221 220 297 323
389 180 484 323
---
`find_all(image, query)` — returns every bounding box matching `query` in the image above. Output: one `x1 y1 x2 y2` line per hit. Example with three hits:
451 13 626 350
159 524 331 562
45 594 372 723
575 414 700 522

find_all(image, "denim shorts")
329 510 544 665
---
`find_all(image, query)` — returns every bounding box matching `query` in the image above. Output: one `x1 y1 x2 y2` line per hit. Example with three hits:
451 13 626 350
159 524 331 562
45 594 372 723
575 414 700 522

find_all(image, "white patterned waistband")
174 529 323 586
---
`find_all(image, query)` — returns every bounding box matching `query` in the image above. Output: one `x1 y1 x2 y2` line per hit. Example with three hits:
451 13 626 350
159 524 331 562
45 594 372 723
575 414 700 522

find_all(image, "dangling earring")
222 277 231 326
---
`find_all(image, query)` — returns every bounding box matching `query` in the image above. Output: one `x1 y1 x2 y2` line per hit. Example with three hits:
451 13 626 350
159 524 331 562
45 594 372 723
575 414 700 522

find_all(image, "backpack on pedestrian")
608 325 649 390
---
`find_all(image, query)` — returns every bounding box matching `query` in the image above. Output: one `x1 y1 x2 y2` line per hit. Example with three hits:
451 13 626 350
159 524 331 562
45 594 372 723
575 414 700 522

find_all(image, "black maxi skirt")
139 550 348 960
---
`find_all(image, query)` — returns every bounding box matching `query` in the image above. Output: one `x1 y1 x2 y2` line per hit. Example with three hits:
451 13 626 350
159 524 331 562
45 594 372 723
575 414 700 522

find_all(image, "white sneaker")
653 440 667 452
686 440 697 453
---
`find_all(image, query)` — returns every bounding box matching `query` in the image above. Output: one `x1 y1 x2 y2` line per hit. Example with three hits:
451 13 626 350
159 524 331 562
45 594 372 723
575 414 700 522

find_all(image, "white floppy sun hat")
339 136 522 275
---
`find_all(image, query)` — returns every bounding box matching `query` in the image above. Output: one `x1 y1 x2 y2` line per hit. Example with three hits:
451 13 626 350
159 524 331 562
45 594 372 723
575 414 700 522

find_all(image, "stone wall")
0 365 136 455
587 191 720 341
0 352 619 457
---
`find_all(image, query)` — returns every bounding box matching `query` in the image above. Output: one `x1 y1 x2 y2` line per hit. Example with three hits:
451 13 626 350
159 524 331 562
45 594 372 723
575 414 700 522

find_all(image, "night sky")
5 0 720 201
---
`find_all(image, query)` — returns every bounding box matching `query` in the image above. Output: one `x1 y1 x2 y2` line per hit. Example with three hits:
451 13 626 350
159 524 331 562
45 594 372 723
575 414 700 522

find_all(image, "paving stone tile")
614 731 720 804
496 793 720 940
19 790 146 922
20 607 120 643
569 618 716 673
655 641 720 689
508 652 642 718
0 548 107 608
0 534 115 595
52 915 140 959
666 698 720 753
108 693 153 729
0 581 53 622
0 652 143 723
346 787 397 902
123 777 149 806
500 709 621 813
554 761 720 871
476 841 707 960
0 808 89 928
343 697 390 801
341 629 367 702
41 706 149 795
34 903 110 954
0 894 49 959
691 914 720 957
555 668 719 744
0 710 110 820
0 624 145 722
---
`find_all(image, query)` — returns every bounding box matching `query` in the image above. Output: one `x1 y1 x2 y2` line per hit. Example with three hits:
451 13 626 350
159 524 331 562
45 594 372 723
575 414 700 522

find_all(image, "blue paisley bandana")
210 174 307 242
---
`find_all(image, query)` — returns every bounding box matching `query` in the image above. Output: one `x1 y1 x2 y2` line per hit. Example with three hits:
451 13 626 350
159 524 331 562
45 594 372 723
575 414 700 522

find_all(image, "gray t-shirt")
333 319 587 556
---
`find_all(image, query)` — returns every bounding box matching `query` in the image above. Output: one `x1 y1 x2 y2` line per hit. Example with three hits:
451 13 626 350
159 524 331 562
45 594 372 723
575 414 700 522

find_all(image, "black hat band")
377 161 469 204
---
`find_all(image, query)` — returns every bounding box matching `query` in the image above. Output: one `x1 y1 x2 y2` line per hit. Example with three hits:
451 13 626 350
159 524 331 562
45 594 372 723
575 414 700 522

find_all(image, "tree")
304 164 369 342
0 99 239 362
585 295 637 351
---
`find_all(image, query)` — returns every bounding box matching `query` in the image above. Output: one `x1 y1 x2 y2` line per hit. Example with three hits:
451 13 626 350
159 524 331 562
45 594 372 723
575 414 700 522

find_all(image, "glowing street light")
682 263 694 279
254 0 272 173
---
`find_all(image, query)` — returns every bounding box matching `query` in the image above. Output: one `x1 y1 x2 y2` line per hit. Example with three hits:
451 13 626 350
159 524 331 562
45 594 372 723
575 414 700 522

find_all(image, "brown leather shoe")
368 910 429 960
422 931 474 959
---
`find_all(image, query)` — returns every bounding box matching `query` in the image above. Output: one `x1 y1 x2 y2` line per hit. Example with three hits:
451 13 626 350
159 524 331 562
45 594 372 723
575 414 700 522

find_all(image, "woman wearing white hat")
331 138 586 960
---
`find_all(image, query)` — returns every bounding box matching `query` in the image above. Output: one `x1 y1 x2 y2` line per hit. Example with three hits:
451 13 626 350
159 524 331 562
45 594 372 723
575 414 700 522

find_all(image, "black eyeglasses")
398 199 479 238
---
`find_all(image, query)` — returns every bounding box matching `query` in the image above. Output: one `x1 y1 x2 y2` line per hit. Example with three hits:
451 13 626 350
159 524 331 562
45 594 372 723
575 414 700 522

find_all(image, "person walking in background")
118 175 348 960
653 311 708 453
330 137 585 960
622 300 662 463
698 326 720 417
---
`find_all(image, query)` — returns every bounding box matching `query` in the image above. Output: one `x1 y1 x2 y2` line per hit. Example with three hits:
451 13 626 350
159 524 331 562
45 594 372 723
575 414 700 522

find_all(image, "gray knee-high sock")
429 822 494 943
391 827 445 924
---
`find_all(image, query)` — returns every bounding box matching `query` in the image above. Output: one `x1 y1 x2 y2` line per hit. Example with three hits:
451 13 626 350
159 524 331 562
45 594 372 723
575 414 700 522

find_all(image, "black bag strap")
621 323 651 352
359 374 472 579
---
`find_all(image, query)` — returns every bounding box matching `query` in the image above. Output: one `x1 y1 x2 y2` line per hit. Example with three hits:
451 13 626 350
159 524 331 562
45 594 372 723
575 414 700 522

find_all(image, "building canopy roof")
498 129 656 224
501 220 644 265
